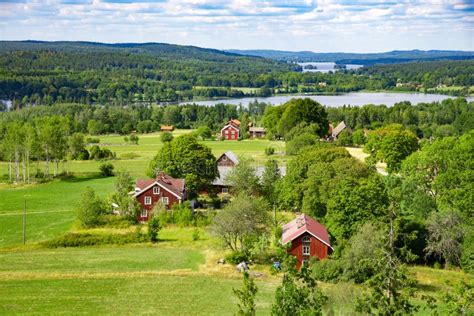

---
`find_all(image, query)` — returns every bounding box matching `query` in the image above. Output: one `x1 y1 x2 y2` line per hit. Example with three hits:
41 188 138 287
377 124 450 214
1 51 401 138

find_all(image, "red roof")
282 214 332 249
135 172 185 199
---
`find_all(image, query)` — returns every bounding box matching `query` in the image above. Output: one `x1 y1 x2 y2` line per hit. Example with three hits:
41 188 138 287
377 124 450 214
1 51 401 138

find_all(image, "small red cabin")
220 119 240 140
282 214 333 269
133 172 186 222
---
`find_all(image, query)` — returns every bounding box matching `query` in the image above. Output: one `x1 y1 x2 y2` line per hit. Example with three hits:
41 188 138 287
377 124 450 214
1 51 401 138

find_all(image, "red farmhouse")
221 119 240 140
133 172 186 221
282 214 333 269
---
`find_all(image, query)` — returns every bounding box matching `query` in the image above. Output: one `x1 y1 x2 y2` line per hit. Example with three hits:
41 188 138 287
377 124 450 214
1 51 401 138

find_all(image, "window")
161 197 169 205
222 187 228 194
302 235 311 256
140 209 148 218
222 156 227 161
225 130 229 134
144 196 152 205
231 130 235 135
153 186 160 195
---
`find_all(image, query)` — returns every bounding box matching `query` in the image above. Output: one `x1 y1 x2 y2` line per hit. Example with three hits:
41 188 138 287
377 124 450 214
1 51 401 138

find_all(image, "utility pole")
22 198 26 245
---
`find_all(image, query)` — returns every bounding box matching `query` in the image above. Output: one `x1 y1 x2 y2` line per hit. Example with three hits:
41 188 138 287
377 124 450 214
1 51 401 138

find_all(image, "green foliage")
261 159 281 203
425 210 465 267
355 212 418 315
325 175 389 242
286 133 319 155
276 98 329 138
160 131 174 143
264 146 275 156
99 162 115 177
41 230 148 248
461 228 474 274
225 251 251 265
89 145 116 160
310 258 344 283
335 129 353 146
211 195 269 252
341 222 385 283
233 272 258 316
364 124 419 173
192 229 200 241
351 129 367 146
77 187 108 228
148 216 161 243
271 256 328 315
442 280 474 315
148 134 217 193
225 157 261 196
196 126 213 140
129 134 139 144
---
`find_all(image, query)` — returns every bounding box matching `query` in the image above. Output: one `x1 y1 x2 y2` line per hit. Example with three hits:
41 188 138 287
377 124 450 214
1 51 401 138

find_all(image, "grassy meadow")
0 129 471 315
0 130 285 247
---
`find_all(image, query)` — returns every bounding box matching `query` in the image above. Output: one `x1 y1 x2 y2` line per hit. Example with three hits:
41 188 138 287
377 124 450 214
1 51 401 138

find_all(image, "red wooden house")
220 119 240 140
133 172 186 222
282 214 333 269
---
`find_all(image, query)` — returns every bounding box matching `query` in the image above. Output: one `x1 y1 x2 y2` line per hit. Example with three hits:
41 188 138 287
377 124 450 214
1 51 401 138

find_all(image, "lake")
299 62 363 73
181 92 473 108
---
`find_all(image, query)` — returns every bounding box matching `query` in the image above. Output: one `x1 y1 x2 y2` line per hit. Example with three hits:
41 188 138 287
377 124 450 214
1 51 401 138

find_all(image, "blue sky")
0 0 473 52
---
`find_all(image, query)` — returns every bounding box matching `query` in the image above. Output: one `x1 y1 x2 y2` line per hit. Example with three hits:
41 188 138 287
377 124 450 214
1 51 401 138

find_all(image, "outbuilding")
282 214 333 269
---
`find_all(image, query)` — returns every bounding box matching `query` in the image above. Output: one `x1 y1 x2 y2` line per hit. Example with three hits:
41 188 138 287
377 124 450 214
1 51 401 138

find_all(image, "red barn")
282 214 333 269
220 119 240 140
133 172 186 222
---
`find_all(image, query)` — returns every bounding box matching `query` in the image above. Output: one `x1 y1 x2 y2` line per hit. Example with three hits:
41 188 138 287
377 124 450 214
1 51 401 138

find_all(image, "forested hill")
226 49 474 65
0 40 299 72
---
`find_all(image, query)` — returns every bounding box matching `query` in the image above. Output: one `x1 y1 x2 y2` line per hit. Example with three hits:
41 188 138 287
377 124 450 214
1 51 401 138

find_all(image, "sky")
0 0 473 53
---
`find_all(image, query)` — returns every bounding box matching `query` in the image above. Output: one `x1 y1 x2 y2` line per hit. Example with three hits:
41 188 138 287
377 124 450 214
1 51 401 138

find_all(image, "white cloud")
0 0 472 52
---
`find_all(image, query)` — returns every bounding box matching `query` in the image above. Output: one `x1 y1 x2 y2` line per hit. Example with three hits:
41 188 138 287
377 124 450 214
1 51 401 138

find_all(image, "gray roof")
220 151 239 165
332 121 347 138
249 127 266 133
212 165 286 186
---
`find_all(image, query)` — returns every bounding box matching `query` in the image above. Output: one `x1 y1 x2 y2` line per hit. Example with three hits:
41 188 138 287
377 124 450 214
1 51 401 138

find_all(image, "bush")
226 251 251 264
77 187 108 228
86 137 100 144
192 229 200 241
311 258 343 283
129 134 139 144
148 216 161 243
99 162 115 177
286 133 319 155
173 204 194 227
89 145 116 160
42 231 148 248
102 215 135 228
265 146 275 156
160 132 174 143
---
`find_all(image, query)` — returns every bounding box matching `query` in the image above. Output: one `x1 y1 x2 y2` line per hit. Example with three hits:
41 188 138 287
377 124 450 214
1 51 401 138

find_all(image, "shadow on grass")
158 238 178 242
61 173 110 183
415 283 438 293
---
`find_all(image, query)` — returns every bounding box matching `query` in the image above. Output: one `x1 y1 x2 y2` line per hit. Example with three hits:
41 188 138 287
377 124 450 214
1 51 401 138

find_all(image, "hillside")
227 49 474 65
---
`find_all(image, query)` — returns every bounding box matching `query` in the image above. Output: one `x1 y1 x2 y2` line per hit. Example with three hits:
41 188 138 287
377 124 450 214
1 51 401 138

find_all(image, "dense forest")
0 41 473 107
227 49 474 64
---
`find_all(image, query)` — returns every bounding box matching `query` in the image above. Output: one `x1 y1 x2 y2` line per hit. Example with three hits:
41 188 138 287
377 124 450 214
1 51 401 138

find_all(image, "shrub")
42 231 147 248
77 187 108 228
192 229 200 241
311 258 343 283
160 132 173 143
129 134 139 145
99 162 115 177
265 146 275 156
86 137 100 144
102 215 135 228
226 251 251 264
148 216 161 243
173 204 194 227
89 145 116 160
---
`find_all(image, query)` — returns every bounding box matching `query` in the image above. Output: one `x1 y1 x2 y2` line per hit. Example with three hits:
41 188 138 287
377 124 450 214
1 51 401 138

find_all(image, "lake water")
299 62 363 73
181 92 473 108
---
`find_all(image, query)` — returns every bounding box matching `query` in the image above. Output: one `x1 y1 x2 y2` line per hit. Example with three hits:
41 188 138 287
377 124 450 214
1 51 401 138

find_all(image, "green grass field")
0 130 471 314
0 130 285 247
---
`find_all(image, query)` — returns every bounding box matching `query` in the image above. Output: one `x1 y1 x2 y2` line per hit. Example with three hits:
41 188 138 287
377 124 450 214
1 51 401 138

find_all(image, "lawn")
0 176 115 247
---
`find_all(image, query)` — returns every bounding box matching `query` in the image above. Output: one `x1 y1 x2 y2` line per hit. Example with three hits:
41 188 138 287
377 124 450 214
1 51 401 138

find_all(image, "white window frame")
302 235 311 256
144 196 152 205
161 197 169 205
225 130 229 134
231 130 235 135
153 186 160 195
141 209 148 218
